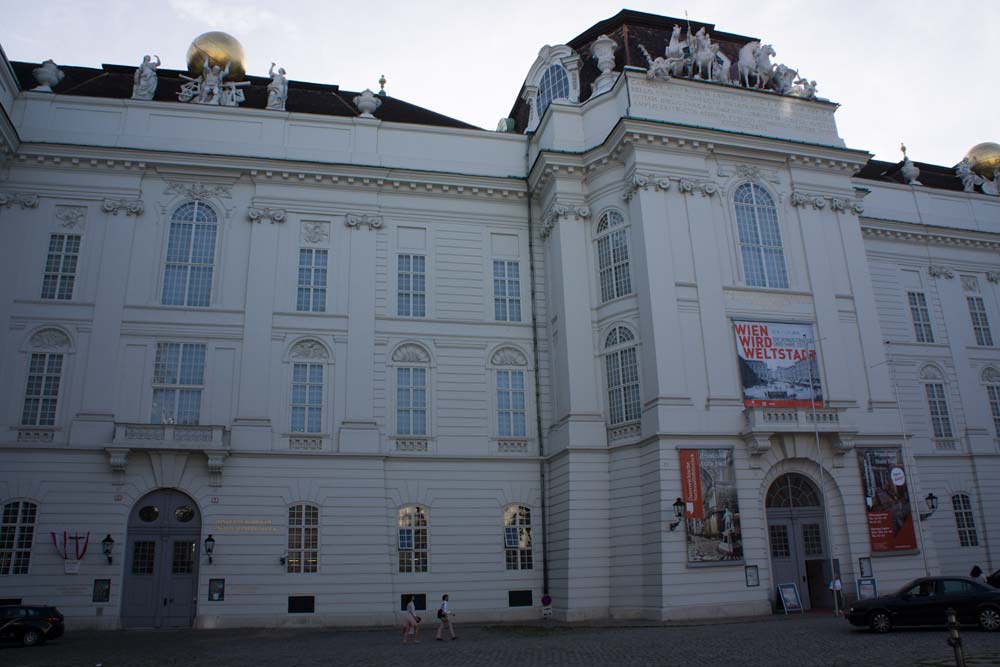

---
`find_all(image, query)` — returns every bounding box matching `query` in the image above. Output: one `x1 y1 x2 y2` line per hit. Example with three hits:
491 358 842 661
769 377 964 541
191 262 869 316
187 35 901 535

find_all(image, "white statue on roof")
178 56 249 106
132 55 161 100
955 157 984 193
267 63 288 111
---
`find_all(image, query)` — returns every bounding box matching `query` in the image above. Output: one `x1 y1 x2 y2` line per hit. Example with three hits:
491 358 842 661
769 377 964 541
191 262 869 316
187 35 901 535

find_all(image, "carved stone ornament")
106 449 129 485
247 207 287 224
790 191 827 209
55 206 87 228
742 432 773 456
590 35 618 96
392 343 430 364
987 272 1000 283
0 192 40 209
653 177 672 191
301 221 330 244
677 179 695 194
205 451 228 487
540 202 590 238
982 367 1000 384
102 199 144 216
30 329 70 350
928 265 954 279
919 365 944 381
961 275 980 293
490 347 528 367
736 165 761 181
32 60 64 91
290 340 329 360
353 89 382 118
177 58 249 107
345 214 383 230
622 173 650 201
832 433 856 455
165 181 232 201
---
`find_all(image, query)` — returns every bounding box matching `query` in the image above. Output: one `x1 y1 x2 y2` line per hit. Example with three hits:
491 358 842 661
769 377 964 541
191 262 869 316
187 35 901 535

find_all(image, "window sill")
494 438 530 454
607 421 641 443
932 438 959 452
393 436 432 452
285 434 327 451
14 426 59 443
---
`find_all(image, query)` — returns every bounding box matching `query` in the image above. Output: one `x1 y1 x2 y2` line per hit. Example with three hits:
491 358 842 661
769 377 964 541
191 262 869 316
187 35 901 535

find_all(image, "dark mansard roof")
855 159 965 191
11 61 479 131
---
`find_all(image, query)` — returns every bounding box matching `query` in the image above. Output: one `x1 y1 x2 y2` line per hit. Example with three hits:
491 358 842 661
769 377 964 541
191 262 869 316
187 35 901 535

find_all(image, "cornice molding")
540 201 590 239
102 198 145 216
861 223 1000 251
0 191 39 210
247 207 287 224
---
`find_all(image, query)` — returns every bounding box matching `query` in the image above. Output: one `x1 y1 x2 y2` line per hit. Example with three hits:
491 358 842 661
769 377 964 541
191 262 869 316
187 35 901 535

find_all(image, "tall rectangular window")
398 506 429 573
924 383 953 439
162 201 218 307
291 363 323 433
287 504 319 573
734 183 788 289
41 234 80 300
497 370 526 437
493 260 521 321
968 297 993 346
952 494 979 547
152 343 206 425
296 249 328 312
907 292 934 343
396 367 427 435
988 385 1000 437
1 501 38 575
21 353 63 426
397 254 426 317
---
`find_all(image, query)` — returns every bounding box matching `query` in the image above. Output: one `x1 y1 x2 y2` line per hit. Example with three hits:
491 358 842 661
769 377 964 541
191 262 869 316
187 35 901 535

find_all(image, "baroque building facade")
0 10 997 629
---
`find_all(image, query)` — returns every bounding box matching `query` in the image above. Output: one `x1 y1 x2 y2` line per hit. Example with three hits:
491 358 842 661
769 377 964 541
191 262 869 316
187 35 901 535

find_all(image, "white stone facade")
0 15 997 630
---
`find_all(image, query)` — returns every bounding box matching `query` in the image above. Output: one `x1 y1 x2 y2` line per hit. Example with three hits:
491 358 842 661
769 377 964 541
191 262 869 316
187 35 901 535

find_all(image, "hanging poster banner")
857 448 917 552
678 448 743 564
733 321 823 408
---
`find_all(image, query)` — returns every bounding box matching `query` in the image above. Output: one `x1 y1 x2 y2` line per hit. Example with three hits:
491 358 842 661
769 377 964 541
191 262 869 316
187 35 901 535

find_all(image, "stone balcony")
741 407 856 463
107 422 230 486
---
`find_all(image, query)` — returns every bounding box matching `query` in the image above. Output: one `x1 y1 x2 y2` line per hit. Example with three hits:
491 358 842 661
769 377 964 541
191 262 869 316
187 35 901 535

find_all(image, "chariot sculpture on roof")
178 56 250 106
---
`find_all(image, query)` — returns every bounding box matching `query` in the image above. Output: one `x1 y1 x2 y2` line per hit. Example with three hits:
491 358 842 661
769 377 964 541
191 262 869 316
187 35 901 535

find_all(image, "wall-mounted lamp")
204 534 216 564
919 492 939 521
101 534 114 564
279 553 287 566
669 497 685 531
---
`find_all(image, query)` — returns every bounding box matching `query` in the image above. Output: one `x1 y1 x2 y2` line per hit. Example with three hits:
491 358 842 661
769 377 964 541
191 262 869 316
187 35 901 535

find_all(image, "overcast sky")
2 0 996 166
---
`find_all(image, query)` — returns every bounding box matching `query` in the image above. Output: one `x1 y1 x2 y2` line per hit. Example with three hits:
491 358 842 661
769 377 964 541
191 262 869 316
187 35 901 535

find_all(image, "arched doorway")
122 489 201 628
766 473 836 610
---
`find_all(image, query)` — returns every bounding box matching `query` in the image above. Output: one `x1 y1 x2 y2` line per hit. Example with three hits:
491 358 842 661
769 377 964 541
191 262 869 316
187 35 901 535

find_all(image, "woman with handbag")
435 593 457 641
402 595 421 643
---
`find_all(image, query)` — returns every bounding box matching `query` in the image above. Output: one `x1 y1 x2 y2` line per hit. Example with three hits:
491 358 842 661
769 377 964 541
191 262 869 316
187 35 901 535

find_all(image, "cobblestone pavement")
2 614 999 667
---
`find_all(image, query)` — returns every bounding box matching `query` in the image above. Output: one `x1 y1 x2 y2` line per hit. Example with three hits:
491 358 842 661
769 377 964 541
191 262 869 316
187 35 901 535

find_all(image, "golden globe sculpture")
186 31 247 82
966 142 1000 179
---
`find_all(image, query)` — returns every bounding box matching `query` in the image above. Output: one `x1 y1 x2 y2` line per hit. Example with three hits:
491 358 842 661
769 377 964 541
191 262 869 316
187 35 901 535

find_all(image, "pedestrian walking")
402 595 421 643
970 565 986 583
435 593 457 641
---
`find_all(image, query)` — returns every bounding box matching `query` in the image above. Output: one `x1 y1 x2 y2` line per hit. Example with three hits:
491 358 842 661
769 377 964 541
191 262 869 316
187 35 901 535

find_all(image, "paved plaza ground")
3 613 999 666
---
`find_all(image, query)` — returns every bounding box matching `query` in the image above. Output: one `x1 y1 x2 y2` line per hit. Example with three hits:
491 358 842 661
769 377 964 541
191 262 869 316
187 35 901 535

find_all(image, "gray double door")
122 489 201 628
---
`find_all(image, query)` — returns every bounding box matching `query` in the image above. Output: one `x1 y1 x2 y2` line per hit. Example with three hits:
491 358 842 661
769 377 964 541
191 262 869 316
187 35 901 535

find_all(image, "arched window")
536 64 570 120
734 183 788 288
595 210 632 302
604 326 640 425
287 503 319 573
398 506 429 573
766 473 821 508
951 494 979 547
162 201 218 307
1 501 38 575
503 505 533 570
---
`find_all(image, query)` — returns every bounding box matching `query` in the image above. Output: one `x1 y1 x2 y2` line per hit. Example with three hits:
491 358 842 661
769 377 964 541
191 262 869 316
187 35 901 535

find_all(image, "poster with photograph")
733 321 823 408
857 449 917 552
678 448 743 564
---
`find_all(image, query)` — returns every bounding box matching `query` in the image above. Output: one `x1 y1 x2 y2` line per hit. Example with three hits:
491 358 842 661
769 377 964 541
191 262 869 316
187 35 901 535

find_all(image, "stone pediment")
625 71 843 147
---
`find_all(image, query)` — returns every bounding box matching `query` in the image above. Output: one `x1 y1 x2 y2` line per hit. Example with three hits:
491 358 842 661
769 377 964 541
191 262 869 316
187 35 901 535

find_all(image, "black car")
0 605 65 646
847 576 1000 633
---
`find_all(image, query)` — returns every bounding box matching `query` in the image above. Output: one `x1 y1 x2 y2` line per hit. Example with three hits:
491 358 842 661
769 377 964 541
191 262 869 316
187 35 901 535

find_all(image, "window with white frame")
987 382 1000 438
907 291 934 343
605 326 640 425
398 505 428 573
397 254 426 317
151 343 206 425
290 363 323 433
41 234 80 300
162 201 218 307
967 297 993 346
951 493 979 547
496 369 527 438
493 260 521 321
536 64 569 120
595 210 632 302
396 367 427 435
503 505 532 570
21 353 63 426
924 382 953 439
734 183 788 289
286 503 318 573
0 501 37 575
296 248 328 312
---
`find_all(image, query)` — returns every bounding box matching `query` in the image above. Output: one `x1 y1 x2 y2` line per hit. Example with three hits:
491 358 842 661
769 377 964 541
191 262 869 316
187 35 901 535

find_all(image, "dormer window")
536 65 570 120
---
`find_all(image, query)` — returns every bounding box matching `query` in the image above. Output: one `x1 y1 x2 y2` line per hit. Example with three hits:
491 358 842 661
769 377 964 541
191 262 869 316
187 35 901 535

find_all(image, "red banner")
679 449 704 519
857 449 917 552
